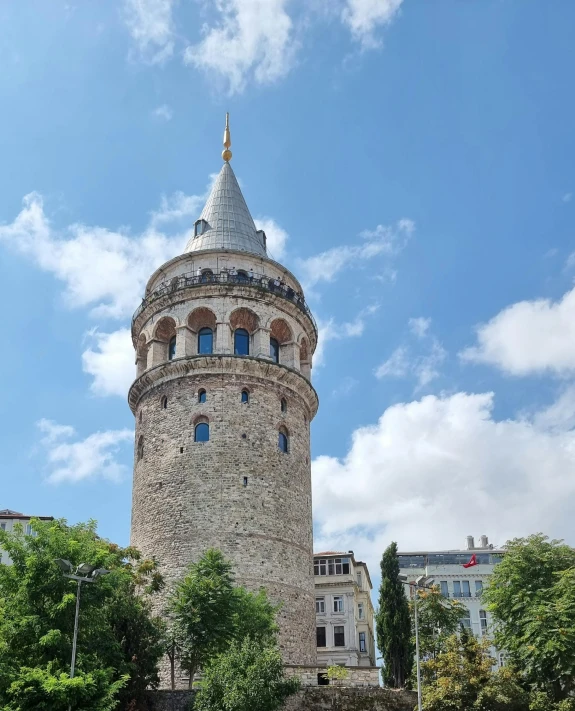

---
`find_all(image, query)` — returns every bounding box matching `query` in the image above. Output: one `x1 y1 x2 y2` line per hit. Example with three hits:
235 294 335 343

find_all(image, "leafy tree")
326 664 348 687
194 637 299 711
231 587 280 644
167 549 237 686
375 542 413 687
0 518 164 710
411 585 466 663
483 534 575 704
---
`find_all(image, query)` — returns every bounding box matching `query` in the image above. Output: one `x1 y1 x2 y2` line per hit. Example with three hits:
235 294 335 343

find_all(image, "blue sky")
1 0 575 577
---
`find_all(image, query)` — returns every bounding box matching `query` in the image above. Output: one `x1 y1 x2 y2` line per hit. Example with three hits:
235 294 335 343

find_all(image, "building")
314 551 376 667
0 509 54 564
129 116 319 682
397 535 505 666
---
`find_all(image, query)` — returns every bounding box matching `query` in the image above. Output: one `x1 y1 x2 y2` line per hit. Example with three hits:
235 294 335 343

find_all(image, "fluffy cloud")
408 316 431 339
315 305 379 367
184 0 297 94
152 104 174 121
313 390 575 574
255 217 288 261
460 286 575 376
342 0 404 48
123 0 176 64
82 329 135 397
37 419 133 484
374 346 409 379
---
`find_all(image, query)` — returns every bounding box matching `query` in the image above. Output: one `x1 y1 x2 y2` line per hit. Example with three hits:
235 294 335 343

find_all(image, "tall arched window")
270 338 280 364
137 436 144 461
198 389 207 404
168 335 177 360
234 329 250 356
200 270 213 283
198 327 213 354
236 270 249 283
278 430 289 454
241 390 249 404
195 422 209 442
281 398 287 413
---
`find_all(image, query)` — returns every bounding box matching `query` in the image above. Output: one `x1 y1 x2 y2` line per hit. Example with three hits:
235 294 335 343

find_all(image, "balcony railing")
132 270 317 332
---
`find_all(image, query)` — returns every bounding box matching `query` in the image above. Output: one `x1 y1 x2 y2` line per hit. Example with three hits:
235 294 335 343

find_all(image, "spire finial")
222 112 232 162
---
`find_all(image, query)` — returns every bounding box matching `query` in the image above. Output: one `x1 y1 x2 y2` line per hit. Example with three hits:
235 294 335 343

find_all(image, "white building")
314 551 376 667
0 510 53 564
397 535 505 667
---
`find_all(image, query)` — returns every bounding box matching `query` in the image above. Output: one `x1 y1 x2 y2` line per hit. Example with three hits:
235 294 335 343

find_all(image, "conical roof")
184 162 266 257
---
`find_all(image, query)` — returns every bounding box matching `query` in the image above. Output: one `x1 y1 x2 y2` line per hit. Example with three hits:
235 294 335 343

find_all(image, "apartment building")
0 510 54 564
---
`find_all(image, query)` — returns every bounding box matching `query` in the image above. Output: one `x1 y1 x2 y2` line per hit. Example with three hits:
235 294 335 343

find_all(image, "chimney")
466 535 475 550
480 535 489 548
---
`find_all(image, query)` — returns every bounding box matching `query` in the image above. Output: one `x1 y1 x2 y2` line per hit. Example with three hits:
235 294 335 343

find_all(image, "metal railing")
132 270 317 332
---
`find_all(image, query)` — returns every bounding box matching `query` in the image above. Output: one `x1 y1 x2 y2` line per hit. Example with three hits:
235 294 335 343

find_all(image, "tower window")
194 422 209 442
270 337 279 364
234 329 250 356
243 476 248 487
198 327 213 354
200 269 213 283
278 429 289 454
162 396 168 409
168 336 176 361
198 389 207 404
194 219 207 237
280 398 287 413
236 270 249 283
137 436 144 461
241 390 249 404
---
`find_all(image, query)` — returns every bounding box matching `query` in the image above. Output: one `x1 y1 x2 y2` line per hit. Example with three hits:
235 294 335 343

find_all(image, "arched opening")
281 398 287 413
270 338 279 363
200 269 213 283
198 327 213 354
278 428 289 454
234 329 250 356
230 308 259 358
195 422 209 442
154 316 177 364
198 389 207 404
270 318 293 366
187 308 217 356
168 335 176 360
241 390 249 404
162 396 168 409
137 435 144 461
236 269 249 283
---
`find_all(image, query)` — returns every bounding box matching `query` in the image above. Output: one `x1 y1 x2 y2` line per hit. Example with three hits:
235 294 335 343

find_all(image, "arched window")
162 396 168 409
234 329 250 356
198 327 213 354
137 436 144 461
236 270 249 283
278 430 289 454
241 390 249 404
168 335 177 360
281 398 287 413
198 389 207 404
195 422 209 442
201 270 213 283
270 338 280 364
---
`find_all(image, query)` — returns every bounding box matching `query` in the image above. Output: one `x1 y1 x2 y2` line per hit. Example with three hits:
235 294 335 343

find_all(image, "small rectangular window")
359 632 366 652
0 523 6 531
342 558 350 574
334 626 345 647
316 626 326 647
460 612 471 630
333 595 344 613
357 603 364 619
480 609 488 635
440 581 448 597
475 580 483 596
462 580 471 597
315 597 325 614
453 581 461 597
314 559 327 576
357 571 362 588
328 560 335 575
25 524 32 535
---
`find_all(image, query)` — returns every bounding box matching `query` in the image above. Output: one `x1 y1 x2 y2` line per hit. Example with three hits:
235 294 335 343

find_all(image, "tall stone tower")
129 116 318 670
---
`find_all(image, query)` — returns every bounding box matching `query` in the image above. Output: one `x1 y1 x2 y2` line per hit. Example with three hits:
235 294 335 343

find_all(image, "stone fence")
284 664 380 687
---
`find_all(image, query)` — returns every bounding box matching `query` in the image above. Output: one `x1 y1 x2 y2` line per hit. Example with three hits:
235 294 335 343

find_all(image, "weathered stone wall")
284 664 380 687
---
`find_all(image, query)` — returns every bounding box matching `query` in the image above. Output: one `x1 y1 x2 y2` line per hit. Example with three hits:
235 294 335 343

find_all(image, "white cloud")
184 0 297 94
82 329 135 398
374 346 409 379
315 305 379 368
298 219 413 289
408 316 431 339
460 286 575 376
37 419 133 484
255 217 288 261
152 104 174 121
562 192 572 203
123 0 176 64
313 390 575 574
150 189 207 228
342 0 404 49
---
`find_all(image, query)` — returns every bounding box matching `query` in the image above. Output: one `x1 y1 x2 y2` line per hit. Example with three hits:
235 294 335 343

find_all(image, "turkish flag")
463 554 478 569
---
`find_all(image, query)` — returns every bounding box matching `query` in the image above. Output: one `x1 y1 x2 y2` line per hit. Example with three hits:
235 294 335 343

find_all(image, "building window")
334 558 350 575
315 597 325 614
0 523 5 531
358 603 364 619
270 337 279 363
198 327 213 354
200 269 213 283
236 269 249 283
357 571 362 588
241 390 249 404
234 328 250 356
278 430 289 453
162 396 168 409
454 580 471 598
25 524 33 535
194 219 207 237
318 673 329 686
316 626 326 648
359 632 367 652
314 558 327 576
137 436 144 461
333 595 344 613
440 581 449 597
460 611 471 631
499 653 506 667
475 580 483 596
480 610 488 635
198 389 207 404
195 422 209 442
334 626 345 647
168 335 177 360
281 398 287 413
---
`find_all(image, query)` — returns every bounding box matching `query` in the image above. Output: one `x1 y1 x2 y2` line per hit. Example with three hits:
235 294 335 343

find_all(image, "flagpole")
414 592 423 711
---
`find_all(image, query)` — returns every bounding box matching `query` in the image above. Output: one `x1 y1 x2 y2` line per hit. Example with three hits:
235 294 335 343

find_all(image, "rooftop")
0 509 54 520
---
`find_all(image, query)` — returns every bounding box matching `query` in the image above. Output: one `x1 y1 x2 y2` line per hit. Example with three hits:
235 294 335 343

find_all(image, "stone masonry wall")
284 665 380 687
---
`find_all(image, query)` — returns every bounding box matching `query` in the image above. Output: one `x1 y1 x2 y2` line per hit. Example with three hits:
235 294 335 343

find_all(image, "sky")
1 0 575 583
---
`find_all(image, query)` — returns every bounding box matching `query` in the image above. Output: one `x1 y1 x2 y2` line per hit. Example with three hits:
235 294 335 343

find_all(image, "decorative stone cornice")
128 354 319 416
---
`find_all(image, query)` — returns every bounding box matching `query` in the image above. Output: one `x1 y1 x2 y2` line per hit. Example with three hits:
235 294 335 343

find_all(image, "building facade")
0 510 54 565
397 535 504 667
129 118 319 677
314 552 376 667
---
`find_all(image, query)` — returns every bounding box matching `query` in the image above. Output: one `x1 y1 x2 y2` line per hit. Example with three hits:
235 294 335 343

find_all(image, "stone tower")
129 116 318 671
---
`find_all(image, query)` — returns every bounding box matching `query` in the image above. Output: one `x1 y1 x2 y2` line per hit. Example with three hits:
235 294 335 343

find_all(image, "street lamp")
399 573 435 711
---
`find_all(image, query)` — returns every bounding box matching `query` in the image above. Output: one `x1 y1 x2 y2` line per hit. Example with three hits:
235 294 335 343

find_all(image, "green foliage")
375 542 413 687
231 587 280 644
194 637 299 711
411 585 467 662
326 664 348 686
420 633 527 711
0 518 164 709
483 534 575 703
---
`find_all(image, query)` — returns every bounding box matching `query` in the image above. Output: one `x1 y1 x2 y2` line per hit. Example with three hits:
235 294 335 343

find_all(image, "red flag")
463 554 477 569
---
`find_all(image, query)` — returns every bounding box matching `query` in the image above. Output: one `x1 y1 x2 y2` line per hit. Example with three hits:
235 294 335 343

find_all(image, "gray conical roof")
184 162 266 257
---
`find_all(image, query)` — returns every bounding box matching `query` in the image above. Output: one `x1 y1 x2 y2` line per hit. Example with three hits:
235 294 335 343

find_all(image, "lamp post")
55 560 110 710
399 573 434 711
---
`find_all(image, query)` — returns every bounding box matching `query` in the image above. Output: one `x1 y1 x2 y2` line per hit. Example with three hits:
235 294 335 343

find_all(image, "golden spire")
222 112 232 162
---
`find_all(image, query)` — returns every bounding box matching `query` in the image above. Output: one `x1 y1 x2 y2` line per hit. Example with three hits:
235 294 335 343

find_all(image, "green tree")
375 542 413 687
0 518 164 710
194 637 299 711
483 534 575 704
167 549 237 686
411 585 466 663
231 587 280 644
